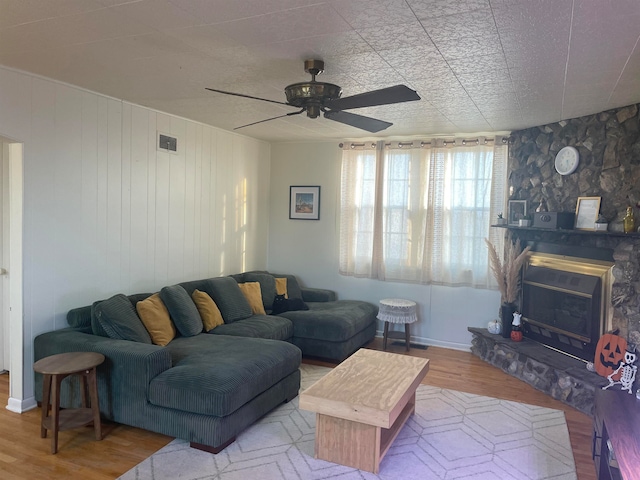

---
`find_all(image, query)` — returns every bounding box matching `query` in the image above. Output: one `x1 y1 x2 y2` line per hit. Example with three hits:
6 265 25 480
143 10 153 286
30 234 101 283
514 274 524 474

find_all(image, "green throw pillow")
92 294 152 344
160 285 203 337
204 277 253 323
243 272 277 310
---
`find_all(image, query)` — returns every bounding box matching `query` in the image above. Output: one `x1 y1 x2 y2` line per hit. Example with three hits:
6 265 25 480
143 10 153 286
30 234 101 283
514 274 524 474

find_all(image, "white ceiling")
1 0 639 142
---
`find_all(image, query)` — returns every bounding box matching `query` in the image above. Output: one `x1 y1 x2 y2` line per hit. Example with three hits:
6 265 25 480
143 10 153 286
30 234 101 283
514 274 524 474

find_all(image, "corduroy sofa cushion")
149 335 301 416
91 294 152 344
67 305 93 329
205 277 253 323
242 273 277 309
160 285 203 337
207 314 293 341
277 300 377 342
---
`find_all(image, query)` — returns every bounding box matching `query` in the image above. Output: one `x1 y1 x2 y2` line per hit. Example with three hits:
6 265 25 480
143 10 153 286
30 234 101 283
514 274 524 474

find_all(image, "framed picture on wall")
289 186 320 220
508 200 527 225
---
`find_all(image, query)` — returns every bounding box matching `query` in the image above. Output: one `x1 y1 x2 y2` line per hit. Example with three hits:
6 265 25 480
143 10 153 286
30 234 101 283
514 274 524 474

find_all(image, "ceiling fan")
205 59 421 133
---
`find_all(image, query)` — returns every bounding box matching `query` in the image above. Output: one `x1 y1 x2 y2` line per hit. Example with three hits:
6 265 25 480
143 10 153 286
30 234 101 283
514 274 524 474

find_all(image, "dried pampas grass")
485 238 531 304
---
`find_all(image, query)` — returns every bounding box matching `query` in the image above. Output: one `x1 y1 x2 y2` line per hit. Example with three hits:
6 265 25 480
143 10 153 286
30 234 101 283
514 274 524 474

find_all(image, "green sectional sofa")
33 272 377 453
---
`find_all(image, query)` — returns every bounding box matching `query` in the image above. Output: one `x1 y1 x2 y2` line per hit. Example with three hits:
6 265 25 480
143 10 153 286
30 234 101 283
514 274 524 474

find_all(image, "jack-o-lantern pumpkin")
594 333 628 379
511 330 523 342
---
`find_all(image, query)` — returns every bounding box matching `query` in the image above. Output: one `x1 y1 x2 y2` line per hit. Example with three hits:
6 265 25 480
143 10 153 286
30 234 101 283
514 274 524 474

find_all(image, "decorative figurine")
488 319 502 334
594 333 628 378
510 311 523 342
536 198 548 212
602 345 638 394
623 205 636 233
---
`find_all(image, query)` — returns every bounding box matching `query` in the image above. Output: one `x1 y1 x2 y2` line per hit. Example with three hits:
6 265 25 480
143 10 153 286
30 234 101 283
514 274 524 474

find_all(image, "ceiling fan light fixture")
284 82 342 109
206 59 421 132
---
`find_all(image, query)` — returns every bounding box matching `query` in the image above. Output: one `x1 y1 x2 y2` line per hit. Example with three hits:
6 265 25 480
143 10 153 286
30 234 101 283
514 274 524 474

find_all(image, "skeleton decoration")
602 344 638 394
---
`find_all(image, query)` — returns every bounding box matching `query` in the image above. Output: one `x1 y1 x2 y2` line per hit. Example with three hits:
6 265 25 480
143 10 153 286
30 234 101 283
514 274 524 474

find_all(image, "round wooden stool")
33 351 105 454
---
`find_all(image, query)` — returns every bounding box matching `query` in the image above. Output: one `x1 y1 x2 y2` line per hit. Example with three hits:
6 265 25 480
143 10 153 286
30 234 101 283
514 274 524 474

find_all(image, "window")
339 138 507 288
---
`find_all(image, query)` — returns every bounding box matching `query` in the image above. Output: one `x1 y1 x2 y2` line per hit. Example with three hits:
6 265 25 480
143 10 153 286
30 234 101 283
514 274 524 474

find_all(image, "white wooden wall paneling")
80 92 100 302
145 111 158 290
192 124 203 280
183 122 196 280
0 65 272 405
200 127 213 280
95 96 109 299
106 98 123 295
53 85 83 329
215 133 231 275
129 106 150 292
28 78 57 343
0 68 31 140
121 103 132 294
167 117 186 283
154 113 171 288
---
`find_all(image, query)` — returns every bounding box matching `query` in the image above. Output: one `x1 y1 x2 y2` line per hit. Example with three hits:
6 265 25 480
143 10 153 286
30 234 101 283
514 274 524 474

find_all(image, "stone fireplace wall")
508 103 640 350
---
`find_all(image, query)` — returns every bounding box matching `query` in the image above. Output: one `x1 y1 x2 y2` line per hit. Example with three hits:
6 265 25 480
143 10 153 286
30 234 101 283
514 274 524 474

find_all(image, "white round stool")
377 298 418 351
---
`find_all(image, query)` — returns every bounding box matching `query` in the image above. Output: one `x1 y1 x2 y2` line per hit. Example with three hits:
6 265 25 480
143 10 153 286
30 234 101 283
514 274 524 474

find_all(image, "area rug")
119 364 577 480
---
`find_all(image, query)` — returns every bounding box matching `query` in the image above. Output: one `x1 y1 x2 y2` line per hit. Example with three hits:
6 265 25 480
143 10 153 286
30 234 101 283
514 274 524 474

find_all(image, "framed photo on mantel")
574 196 601 230
289 186 320 220
508 200 527 226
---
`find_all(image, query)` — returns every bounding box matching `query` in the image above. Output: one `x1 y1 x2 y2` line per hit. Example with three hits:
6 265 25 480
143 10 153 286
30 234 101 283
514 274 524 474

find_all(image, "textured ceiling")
1 0 639 142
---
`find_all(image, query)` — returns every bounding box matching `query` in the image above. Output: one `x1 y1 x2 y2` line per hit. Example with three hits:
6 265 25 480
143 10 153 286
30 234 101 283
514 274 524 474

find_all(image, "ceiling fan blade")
234 109 305 130
324 85 420 111
324 110 392 133
205 88 291 106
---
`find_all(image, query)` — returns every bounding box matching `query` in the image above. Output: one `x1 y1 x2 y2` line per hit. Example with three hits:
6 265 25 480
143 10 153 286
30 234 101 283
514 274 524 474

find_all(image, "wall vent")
157 132 178 154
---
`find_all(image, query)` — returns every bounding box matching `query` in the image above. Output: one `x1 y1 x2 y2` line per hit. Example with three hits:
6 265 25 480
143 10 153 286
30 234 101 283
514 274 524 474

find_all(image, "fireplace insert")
521 252 613 361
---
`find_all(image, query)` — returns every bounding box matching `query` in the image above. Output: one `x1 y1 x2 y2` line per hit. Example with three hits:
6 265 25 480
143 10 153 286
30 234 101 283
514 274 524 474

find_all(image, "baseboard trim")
6 396 37 413
375 331 471 352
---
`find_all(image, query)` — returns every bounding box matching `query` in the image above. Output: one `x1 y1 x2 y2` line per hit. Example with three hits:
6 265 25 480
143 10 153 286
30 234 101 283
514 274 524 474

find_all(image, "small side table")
33 351 105 454
377 298 418 351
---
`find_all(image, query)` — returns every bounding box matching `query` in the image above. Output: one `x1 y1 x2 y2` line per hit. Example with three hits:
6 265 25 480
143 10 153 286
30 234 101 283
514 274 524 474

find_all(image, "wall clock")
554 146 579 175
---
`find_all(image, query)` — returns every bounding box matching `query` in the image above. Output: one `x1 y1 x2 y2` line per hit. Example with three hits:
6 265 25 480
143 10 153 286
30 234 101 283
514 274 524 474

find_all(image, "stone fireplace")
507 103 640 351
470 102 640 415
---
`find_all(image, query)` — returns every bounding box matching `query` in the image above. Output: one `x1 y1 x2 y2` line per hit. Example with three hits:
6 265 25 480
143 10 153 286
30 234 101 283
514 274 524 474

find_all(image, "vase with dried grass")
485 238 531 338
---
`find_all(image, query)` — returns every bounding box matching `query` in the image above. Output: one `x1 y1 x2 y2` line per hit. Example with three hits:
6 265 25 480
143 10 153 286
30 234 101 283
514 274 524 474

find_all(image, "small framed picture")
574 196 601 230
289 186 320 220
508 200 527 225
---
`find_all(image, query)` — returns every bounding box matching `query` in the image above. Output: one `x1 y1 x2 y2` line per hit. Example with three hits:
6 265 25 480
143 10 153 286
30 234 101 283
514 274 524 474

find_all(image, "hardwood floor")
0 340 597 479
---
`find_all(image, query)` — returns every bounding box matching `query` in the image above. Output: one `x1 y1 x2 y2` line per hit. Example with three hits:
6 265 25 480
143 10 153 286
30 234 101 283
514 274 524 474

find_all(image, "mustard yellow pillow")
136 293 176 346
238 282 266 315
275 277 288 299
192 289 224 331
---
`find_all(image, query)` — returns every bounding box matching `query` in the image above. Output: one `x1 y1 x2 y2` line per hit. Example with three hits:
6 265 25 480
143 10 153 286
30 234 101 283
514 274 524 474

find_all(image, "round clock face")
554 146 579 175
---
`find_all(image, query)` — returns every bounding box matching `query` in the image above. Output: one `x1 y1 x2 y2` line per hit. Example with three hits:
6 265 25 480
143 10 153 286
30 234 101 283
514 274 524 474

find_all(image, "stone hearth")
469 327 607 416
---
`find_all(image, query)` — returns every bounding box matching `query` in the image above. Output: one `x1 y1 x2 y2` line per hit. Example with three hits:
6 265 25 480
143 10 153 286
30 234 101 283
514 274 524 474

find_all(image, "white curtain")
339 137 507 288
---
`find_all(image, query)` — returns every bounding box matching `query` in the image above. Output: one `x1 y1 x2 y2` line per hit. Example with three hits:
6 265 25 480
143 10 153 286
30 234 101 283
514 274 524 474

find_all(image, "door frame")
0 143 8 372
0 138 24 413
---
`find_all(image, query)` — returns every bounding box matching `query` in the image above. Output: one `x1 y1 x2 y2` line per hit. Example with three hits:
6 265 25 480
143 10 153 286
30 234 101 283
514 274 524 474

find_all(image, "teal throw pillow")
92 294 152 344
243 272 277 310
160 285 203 337
204 277 253 323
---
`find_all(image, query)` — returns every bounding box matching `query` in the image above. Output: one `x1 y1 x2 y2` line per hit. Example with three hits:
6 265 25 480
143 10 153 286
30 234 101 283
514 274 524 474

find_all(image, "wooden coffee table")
299 348 429 473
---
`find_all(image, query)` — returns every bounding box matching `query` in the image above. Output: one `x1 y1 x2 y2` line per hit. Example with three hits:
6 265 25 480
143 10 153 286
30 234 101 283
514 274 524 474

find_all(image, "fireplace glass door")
523 285 594 341
521 265 602 360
